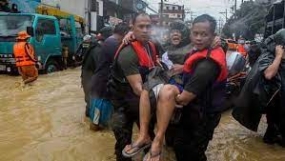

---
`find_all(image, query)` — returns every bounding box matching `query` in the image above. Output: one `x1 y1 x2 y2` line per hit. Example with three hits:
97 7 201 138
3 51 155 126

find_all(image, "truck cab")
264 0 285 39
0 6 84 73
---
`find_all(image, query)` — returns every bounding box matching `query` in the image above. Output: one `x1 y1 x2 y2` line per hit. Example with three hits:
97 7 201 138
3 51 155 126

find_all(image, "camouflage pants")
173 107 221 161
111 99 155 161
81 71 93 117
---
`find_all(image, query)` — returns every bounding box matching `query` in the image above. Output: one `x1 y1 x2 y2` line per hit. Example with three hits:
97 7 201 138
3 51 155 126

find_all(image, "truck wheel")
45 59 59 74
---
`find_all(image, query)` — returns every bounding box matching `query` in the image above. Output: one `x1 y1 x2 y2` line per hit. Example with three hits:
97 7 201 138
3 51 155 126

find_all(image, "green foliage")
222 1 269 40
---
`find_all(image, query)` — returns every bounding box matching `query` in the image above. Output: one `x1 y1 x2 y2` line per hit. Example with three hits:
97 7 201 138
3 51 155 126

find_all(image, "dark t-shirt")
90 37 120 98
81 45 101 72
184 59 220 96
117 46 140 77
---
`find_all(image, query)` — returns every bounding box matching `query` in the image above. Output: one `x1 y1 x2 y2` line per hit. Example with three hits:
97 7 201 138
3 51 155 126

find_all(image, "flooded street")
1 68 285 161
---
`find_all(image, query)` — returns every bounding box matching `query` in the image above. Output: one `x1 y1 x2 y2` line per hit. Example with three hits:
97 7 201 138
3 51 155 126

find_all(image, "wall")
59 0 103 32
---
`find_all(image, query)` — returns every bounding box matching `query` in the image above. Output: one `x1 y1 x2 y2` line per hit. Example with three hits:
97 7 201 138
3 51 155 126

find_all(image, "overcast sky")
145 0 245 23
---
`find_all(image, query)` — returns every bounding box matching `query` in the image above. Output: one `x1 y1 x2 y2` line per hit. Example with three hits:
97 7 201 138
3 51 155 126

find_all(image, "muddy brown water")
0 68 285 161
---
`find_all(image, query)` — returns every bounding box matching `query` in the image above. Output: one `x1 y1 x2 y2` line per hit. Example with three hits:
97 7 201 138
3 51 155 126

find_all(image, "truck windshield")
0 15 34 38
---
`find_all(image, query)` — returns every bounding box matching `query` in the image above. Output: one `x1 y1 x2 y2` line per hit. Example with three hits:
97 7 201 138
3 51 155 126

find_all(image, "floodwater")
0 68 285 161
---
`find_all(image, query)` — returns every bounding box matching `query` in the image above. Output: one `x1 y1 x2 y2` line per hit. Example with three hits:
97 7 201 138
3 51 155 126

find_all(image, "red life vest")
115 41 157 69
183 47 228 113
184 47 228 82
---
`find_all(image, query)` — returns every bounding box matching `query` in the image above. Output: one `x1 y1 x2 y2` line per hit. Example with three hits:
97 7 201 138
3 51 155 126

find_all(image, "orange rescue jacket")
236 44 247 57
13 42 36 67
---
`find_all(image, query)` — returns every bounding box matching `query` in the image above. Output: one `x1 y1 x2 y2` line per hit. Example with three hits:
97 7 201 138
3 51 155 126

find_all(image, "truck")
0 4 84 73
264 0 285 39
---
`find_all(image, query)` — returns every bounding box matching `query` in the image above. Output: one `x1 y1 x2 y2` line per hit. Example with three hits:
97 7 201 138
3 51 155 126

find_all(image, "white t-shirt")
162 52 174 70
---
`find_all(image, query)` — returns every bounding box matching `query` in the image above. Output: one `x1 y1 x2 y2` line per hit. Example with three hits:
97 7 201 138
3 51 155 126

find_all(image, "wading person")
122 21 191 158
74 35 93 64
108 13 158 161
13 31 38 85
260 29 285 147
81 37 101 117
173 14 227 161
88 23 130 131
122 17 223 161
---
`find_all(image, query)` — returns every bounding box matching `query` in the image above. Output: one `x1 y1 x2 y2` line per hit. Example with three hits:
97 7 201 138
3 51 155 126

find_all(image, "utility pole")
160 0 163 26
219 9 228 22
234 0 237 14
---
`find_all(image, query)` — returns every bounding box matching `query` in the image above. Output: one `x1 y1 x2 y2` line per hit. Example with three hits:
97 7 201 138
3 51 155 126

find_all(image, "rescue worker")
13 31 38 85
81 36 101 117
122 17 223 161
89 22 130 131
122 21 192 158
173 14 227 161
108 13 157 161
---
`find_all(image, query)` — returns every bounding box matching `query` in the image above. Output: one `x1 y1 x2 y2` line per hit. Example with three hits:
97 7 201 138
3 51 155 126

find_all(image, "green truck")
0 6 84 73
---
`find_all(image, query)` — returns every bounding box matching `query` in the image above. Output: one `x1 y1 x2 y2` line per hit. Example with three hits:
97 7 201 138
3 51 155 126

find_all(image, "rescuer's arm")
176 59 220 106
25 43 37 62
118 48 143 96
264 45 284 80
126 74 143 96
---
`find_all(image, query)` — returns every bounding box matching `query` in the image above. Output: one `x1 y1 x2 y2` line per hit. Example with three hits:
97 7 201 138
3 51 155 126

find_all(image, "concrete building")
56 0 103 32
104 0 148 25
256 0 278 4
159 3 185 26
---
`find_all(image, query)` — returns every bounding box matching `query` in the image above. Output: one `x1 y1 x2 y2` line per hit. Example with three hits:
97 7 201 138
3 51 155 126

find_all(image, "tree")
222 1 269 40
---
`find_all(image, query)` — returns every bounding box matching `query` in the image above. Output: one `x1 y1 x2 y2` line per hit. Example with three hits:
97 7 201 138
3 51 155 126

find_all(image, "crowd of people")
79 12 285 161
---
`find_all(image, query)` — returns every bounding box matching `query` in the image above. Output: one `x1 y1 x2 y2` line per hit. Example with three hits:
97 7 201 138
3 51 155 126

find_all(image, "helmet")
83 35 92 41
274 28 285 45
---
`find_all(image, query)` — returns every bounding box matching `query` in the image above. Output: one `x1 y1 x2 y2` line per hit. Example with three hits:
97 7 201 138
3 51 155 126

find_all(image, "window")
178 14 181 18
178 6 182 10
36 19 56 35
35 19 56 42
96 2 99 13
0 15 33 37
173 6 175 10
166 6 169 10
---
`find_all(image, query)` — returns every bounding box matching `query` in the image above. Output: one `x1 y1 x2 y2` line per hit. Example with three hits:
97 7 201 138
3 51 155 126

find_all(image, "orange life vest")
115 41 158 69
13 42 36 67
237 44 247 57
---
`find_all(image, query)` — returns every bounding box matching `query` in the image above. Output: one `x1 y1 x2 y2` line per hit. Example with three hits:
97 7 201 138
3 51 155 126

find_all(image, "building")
57 0 104 33
256 0 278 4
8 0 104 33
104 0 148 25
159 3 185 26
